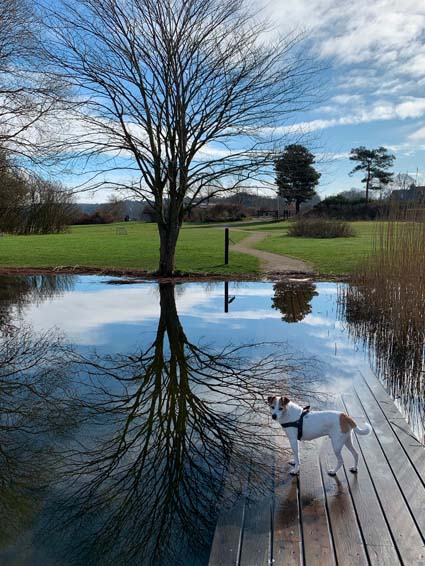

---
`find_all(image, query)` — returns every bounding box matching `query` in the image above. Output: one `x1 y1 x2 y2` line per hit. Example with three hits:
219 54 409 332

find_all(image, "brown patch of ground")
0 265 315 283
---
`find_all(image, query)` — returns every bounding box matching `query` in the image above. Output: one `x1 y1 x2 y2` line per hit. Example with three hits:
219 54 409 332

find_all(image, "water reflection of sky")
17 276 375 390
1 275 418 566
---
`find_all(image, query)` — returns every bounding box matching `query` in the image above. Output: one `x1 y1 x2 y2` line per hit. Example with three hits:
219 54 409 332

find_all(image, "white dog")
267 395 371 476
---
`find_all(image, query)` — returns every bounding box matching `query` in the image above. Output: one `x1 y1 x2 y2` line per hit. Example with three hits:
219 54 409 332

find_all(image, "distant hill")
76 200 145 219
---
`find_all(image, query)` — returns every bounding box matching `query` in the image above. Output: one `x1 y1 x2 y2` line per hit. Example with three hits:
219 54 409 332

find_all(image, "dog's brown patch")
267 396 276 405
282 396 290 405
340 412 357 433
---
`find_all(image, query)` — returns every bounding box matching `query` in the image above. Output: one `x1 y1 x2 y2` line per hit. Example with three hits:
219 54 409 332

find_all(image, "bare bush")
287 217 356 238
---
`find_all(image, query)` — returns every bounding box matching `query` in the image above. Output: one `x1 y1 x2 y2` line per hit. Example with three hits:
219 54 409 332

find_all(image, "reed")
340 200 425 442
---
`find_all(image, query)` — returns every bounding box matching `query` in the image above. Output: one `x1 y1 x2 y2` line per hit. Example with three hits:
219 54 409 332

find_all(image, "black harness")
280 406 311 440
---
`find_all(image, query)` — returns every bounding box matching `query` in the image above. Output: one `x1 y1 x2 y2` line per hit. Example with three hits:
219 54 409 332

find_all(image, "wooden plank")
273 448 302 566
343 392 425 564
338 395 401 566
208 494 245 566
209 465 249 566
319 435 369 566
360 372 425 486
239 495 272 566
298 440 335 565
354 379 425 536
389 418 425 485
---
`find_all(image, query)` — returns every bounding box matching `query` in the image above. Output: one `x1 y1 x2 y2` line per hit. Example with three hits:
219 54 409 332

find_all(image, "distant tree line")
0 152 76 234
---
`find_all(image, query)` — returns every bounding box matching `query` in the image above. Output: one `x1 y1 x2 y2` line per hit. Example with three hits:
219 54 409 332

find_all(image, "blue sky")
257 0 425 197
59 0 425 202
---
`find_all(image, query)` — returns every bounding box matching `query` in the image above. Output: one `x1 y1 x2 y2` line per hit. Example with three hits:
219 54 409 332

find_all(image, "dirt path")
231 231 313 276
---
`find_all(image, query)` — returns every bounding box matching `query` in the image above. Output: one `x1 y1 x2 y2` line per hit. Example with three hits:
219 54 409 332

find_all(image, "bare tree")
0 151 77 234
0 0 67 161
41 0 315 275
392 172 416 192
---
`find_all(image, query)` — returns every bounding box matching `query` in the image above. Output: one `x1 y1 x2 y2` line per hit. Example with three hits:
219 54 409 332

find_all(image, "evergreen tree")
349 146 395 206
275 145 321 214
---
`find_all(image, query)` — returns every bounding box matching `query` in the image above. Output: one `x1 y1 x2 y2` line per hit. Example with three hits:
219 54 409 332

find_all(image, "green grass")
0 219 380 276
253 221 377 275
0 222 259 275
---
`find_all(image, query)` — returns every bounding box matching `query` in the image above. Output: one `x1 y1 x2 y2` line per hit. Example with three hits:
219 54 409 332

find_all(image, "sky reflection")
13 276 374 387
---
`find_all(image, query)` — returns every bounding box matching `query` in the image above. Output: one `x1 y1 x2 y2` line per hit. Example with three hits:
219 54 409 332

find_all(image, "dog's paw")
288 459 296 466
327 470 337 477
349 467 358 474
289 468 300 476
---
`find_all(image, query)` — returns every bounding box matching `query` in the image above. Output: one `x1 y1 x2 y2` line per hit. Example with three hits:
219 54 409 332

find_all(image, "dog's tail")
354 423 372 435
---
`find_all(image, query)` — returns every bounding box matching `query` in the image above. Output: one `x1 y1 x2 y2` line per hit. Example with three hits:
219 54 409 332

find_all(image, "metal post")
224 228 229 265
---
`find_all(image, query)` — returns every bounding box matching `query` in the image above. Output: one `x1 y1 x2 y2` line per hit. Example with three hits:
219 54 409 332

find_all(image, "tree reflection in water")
272 280 318 323
340 283 425 443
44 283 315 566
0 274 75 328
0 278 318 565
0 325 78 551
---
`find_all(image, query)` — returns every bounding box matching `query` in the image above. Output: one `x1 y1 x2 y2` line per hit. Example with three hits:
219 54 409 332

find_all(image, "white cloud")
408 125 425 141
263 0 425 72
17 284 279 344
268 97 425 135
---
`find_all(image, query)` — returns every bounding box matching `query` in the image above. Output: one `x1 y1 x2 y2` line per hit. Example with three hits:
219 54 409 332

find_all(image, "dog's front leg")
287 432 300 475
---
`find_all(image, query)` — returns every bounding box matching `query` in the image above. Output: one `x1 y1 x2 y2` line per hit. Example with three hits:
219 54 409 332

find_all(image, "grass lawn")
0 222 259 275
251 221 377 275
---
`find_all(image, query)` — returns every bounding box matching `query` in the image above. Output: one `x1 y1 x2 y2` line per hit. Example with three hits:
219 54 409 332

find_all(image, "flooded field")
0 275 422 565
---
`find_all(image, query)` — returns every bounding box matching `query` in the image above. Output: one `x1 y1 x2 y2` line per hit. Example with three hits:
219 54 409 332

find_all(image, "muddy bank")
0 265 350 283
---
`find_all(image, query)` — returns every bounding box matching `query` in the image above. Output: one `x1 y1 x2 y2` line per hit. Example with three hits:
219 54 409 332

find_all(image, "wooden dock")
208 373 425 565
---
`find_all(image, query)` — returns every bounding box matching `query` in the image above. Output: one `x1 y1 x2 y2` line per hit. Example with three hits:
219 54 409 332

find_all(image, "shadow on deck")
208 373 425 566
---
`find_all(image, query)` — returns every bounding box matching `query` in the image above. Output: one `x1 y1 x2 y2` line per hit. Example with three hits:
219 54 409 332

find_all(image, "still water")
0 276 422 565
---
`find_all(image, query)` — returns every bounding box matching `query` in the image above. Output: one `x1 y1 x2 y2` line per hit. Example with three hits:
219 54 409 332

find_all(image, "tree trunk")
295 200 301 215
157 222 181 276
365 168 371 207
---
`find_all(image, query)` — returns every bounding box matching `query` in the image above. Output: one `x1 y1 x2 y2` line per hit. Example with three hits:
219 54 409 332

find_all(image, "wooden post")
224 228 229 265
224 281 229 313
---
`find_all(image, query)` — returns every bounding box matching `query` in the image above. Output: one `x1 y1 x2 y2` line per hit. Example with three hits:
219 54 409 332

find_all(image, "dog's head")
267 395 290 420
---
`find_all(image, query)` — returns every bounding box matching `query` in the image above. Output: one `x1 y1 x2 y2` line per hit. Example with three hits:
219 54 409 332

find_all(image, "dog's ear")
267 396 275 405
282 396 290 405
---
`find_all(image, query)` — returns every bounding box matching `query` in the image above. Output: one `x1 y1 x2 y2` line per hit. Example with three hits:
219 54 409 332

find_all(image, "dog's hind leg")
328 435 345 476
345 432 359 473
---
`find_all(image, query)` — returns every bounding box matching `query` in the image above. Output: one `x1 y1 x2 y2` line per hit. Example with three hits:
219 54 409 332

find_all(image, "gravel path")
231 231 313 275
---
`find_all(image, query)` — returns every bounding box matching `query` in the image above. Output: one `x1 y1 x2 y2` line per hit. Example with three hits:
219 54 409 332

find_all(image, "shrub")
287 218 356 238
73 211 114 225
188 202 248 222
310 196 387 220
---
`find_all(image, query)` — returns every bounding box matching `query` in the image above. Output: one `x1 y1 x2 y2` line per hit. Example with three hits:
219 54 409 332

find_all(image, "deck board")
319 435 369 566
337 397 401 565
361 371 425 486
272 450 302 565
238 498 271 566
354 379 425 537
208 375 425 566
343 391 425 564
298 440 335 565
